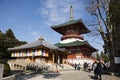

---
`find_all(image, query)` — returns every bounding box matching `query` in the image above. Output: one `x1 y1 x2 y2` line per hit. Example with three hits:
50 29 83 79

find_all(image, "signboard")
114 57 120 64
0 64 4 79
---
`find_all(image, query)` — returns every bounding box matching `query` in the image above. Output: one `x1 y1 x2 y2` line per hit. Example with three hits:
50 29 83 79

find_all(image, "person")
93 61 97 78
56 63 59 73
74 63 77 70
83 62 88 71
83 62 86 71
95 61 103 80
105 61 110 73
102 62 107 74
88 63 92 72
77 63 80 70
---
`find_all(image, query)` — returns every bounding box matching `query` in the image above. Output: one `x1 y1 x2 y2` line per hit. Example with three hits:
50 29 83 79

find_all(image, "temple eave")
51 19 90 35
55 41 97 53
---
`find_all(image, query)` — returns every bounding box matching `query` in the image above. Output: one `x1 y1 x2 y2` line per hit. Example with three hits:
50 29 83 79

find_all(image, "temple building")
51 6 97 65
8 37 67 70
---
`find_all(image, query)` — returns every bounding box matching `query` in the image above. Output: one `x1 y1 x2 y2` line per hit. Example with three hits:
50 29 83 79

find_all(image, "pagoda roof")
8 37 62 51
55 40 97 53
51 19 90 35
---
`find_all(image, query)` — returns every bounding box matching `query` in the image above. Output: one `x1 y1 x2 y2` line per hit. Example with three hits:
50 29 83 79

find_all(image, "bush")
0 62 11 77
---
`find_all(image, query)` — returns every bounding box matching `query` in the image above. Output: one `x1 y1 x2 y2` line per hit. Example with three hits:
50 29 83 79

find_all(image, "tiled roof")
8 37 61 51
51 19 82 28
55 40 97 52
51 19 90 35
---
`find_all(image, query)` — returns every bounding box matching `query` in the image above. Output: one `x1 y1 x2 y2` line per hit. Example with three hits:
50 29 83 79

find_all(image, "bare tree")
86 0 120 73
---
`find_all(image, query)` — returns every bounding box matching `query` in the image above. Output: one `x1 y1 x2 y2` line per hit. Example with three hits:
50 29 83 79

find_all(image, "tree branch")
97 0 107 27
95 12 108 43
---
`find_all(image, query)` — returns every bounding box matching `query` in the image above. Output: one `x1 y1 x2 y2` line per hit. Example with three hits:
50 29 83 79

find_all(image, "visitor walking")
92 61 97 78
74 63 77 70
88 63 92 72
77 63 80 70
95 61 103 80
56 63 59 73
83 62 88 71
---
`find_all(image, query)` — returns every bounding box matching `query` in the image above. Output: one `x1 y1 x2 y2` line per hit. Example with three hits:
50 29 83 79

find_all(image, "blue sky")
0 0 104 52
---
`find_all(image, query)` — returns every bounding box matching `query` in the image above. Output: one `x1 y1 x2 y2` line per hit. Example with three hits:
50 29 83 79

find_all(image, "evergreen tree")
5 29 16 39
100 51 109 62
96 52 100 60
0 29 27 58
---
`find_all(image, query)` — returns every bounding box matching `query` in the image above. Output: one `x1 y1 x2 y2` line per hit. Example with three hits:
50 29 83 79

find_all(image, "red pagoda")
51 6 97 65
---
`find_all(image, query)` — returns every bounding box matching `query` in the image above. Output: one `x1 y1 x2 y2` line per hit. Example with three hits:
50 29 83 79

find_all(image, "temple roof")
8 37 62 51
55 40 97 53
51 19 90 35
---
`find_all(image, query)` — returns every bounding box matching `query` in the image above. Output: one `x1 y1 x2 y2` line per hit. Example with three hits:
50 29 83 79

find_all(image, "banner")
11 49 49 57
114 57 120 64
38 49 42 56
34 49 38 56
11 53 14 57
0 64 4 79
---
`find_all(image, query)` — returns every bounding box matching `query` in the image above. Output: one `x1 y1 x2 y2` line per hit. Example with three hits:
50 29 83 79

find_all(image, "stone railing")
8 59 49 71
8 59 29 70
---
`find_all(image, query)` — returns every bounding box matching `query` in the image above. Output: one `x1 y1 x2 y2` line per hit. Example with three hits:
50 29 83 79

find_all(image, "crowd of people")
74 61 110 80
74 63 80 70
92 61 110 80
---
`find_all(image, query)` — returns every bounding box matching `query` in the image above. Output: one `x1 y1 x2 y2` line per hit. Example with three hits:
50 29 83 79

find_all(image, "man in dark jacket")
95 61 103 80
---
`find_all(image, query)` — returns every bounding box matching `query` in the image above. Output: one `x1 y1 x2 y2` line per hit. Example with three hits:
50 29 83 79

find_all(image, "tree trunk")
111 26 120 73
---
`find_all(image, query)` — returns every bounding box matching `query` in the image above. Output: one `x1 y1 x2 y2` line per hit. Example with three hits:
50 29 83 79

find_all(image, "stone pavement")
15 70 120 80
58 70 120 80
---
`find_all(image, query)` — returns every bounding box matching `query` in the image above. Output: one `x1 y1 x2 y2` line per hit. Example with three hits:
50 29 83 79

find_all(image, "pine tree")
96 52 100 60
5 29 16 39
100 51 109 62
0 29 27 58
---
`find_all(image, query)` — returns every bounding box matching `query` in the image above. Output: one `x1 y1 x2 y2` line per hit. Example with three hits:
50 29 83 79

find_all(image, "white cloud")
31 31 39 37
38 0 87 25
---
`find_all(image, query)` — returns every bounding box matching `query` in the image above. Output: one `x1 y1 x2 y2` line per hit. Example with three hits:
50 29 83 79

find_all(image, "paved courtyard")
15 70 120 80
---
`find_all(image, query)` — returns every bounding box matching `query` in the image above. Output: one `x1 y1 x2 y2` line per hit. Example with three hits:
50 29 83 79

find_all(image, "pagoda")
51 6 97 65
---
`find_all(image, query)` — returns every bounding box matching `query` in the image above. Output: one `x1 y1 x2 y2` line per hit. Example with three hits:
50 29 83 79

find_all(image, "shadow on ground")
88 75 96 80
11 70 24 75
15 70 61 80
114 73 120 77
41 71 61 79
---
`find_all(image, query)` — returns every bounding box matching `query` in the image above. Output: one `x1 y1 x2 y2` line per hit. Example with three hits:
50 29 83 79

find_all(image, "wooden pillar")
58 55 60 64
53 53 54 63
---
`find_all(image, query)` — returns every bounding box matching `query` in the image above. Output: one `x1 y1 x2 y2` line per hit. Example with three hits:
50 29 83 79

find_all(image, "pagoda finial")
39 36 44 41
70 5 74 21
